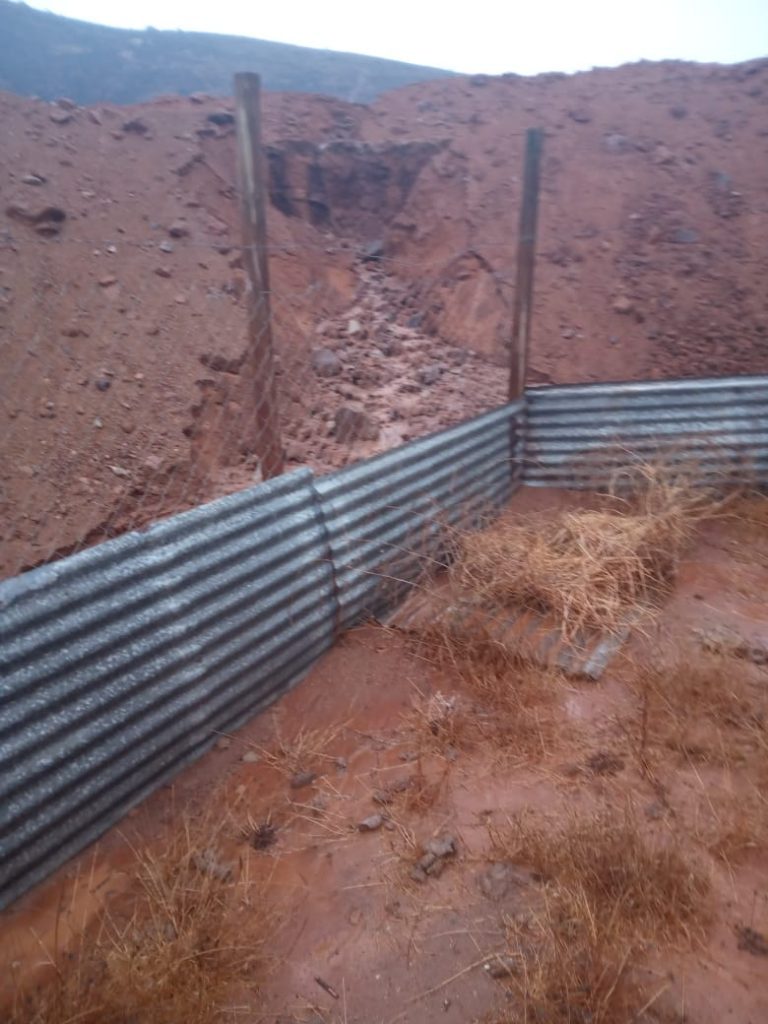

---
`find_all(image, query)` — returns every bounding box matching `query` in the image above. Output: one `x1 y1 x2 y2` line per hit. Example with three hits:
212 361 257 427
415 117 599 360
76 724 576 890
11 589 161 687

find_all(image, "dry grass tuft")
692 784 768 867
453 464 717 639
9 817 271 1024
405 613 560 761
256 720 348 778
487 805 709 1023
491 807 709 946
634 649 767 768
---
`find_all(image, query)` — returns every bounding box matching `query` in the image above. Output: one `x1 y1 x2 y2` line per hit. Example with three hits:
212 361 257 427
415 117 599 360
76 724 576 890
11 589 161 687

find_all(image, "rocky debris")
215 736 232 750
361 239 385 262
55 97 77 111
477 861 534 901
199 352 243 374
95 377 111 392
409 833 458 882
241 749 260 763
21 174 46 186
290 770 318 789
158 239 175 253
154 266 172 278
735 924 768 957
98 275 118 288
568 108 592 123
207 111 235 126
612 295 634 315
484 954 520 979
168 220 189 238
333 405 380 443
123 118 149 134
417 363 444 386
358 814 384 832
372 777 412 805
49 109 73 125
6 203 66 235
311 347 343 377
191 847 234 883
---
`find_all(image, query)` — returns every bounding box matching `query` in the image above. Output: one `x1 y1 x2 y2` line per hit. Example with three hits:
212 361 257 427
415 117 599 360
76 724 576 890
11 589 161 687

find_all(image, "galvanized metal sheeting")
317 402 523 631
524 375 768 487
0 403 522 909
0 469 336 909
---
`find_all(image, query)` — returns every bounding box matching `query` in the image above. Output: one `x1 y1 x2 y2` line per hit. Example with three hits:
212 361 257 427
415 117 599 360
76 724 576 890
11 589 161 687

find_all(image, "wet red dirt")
2 488 768 1023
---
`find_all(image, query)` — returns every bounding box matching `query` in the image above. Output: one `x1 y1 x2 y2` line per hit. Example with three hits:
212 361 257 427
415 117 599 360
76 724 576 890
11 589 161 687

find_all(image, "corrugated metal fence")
0 402 522 910
524 374 768 488
2 373 767 910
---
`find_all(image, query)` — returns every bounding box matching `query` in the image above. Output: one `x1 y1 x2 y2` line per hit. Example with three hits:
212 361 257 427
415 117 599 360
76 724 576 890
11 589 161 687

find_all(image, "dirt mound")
1 57 767 577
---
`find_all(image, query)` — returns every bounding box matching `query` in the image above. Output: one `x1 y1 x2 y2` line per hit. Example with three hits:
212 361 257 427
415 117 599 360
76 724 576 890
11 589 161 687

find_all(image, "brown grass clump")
8 818 270 1024
635 649 767 768
491 807 709 946
256 720 348 778
453 464 716 639
486 807 709 1023
405 613 560 761
696 786 768 867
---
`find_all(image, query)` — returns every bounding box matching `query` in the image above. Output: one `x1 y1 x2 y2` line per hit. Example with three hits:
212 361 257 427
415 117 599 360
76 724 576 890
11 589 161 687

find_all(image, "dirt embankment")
1 57 767 577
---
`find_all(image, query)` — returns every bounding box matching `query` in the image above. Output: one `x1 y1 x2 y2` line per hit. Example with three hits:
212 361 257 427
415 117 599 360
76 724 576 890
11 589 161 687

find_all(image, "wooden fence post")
509 128 543 400
234 72 284 478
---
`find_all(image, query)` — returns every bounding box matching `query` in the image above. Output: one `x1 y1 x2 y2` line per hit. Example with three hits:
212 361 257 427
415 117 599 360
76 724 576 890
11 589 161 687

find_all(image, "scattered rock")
735 924 768 956
95 377 111 392
123 118 149 134
669 105 688 119
361 239 385 262
98 275 118 288
49 109 73 125
21 174 46 186
215 736 231 750
477 862 533 900
671 227 699 244
334 406 380 443
411 834 458 882
347 318 362 336
358 814 384 832
612 295 634 315
484 955 520 979
168 220 189 239
568 108 592 123
290 770 318 789
109 465 130 478
159 239 175 254
311 347 343 377
241 750 260 763
603 132 632 154
154 266 173 278
207 111 236 126
417 363 444 386
55 97 77 111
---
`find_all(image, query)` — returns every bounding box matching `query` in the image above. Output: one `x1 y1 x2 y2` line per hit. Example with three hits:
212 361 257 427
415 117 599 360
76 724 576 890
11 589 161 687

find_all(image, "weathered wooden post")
234 72 284 478
509 128 543 400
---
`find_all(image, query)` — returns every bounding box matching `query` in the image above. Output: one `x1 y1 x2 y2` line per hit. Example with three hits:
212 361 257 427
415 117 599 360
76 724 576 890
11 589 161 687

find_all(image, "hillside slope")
0 0 455 104
1 57 767 578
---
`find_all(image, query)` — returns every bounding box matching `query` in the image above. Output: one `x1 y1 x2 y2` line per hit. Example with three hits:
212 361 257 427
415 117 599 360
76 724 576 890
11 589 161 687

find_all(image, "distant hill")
0 1 455 104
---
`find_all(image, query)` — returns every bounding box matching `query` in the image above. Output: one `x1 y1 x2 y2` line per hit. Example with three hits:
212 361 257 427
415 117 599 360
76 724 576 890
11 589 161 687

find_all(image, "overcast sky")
21 0 768 75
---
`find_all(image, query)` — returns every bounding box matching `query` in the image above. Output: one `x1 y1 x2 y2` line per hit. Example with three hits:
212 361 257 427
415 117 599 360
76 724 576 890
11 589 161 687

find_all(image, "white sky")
20 0 768 75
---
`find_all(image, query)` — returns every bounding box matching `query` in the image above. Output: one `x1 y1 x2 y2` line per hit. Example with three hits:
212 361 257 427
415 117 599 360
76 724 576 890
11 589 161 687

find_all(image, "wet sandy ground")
2 488 768 1023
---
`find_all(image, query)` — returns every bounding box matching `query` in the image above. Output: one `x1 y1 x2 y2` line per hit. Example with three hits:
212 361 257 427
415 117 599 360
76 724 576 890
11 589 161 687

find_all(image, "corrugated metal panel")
315 402 524 631
524 375 768 487
0 469 336 911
